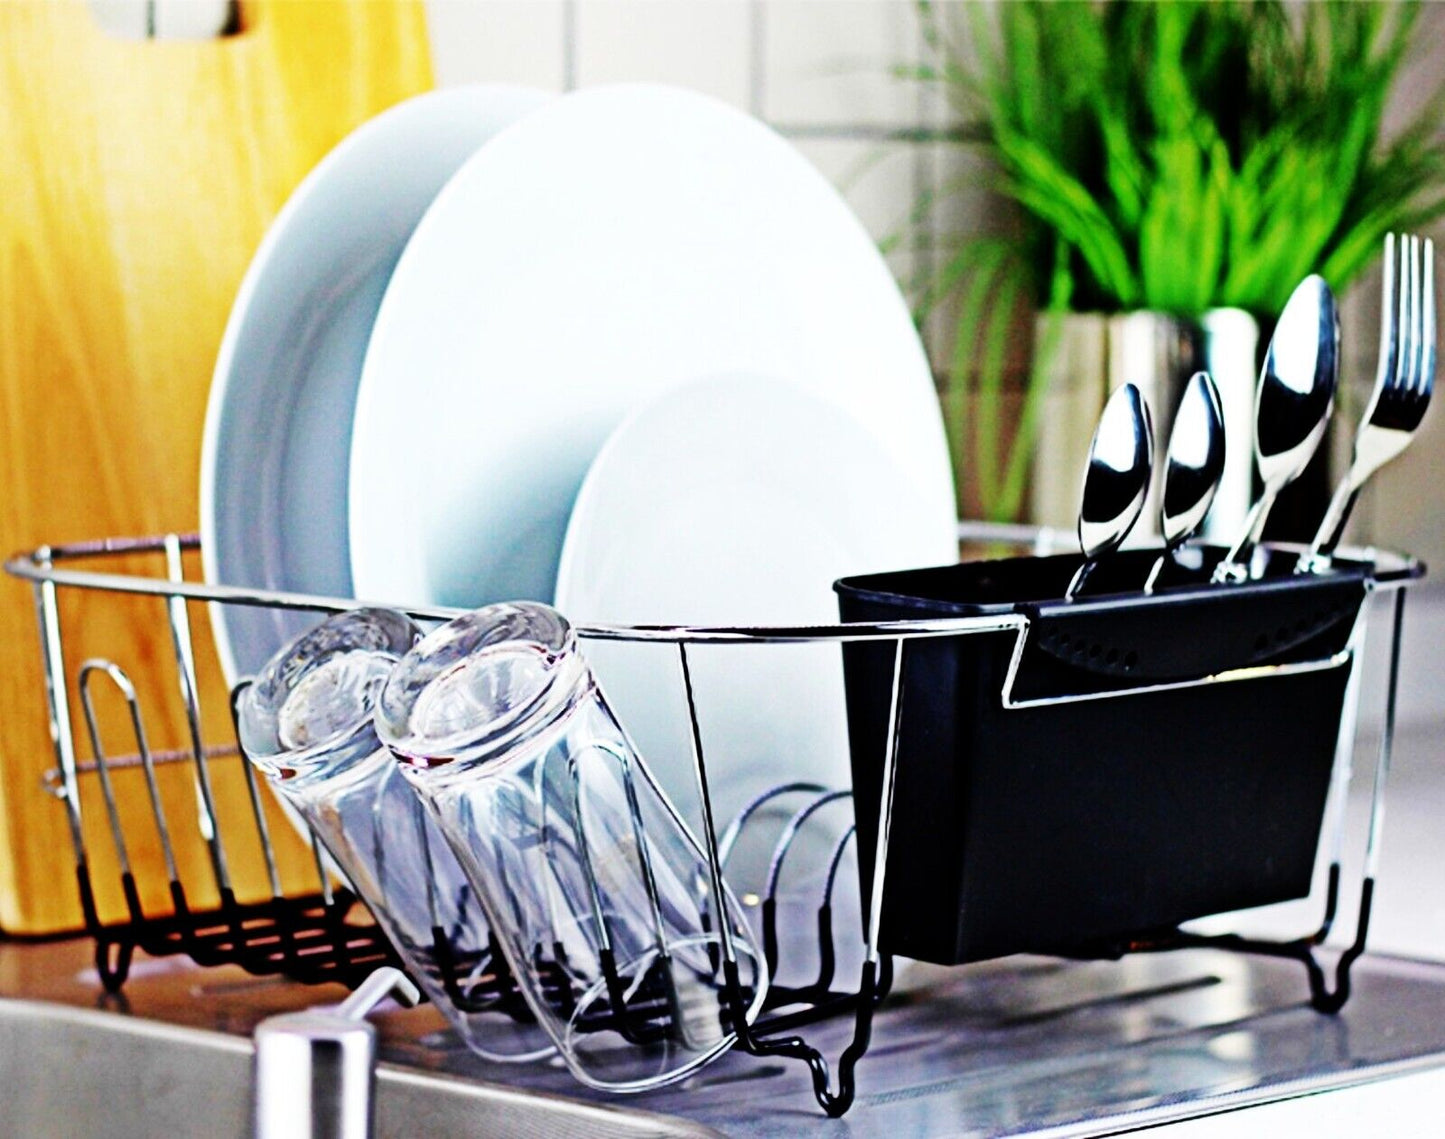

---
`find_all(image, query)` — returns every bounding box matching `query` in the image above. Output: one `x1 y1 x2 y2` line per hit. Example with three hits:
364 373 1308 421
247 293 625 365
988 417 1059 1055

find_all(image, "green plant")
901 0 1445 520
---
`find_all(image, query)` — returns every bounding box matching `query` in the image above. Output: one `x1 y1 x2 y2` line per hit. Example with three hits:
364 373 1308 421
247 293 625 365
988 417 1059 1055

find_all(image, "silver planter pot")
1030 309 1327 546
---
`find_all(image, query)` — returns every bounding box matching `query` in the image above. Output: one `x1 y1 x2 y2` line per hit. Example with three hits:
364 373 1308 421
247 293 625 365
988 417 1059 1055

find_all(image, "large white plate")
200 84 551 683
348 83 954 616
553 372 959 842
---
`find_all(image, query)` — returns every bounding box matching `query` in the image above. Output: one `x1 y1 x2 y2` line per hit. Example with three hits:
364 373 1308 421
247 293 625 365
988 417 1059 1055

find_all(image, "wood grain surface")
0 1 433 933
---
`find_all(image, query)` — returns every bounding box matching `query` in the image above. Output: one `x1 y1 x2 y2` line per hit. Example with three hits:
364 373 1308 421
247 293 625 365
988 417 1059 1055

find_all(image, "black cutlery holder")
835 545 1373 966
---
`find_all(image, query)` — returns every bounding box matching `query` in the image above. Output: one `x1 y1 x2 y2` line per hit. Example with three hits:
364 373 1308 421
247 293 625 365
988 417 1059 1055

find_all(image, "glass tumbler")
375 601 767 1092
236 608 551 1062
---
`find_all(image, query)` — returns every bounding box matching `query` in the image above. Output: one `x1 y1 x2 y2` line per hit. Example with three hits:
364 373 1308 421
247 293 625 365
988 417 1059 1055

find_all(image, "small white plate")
200 84 550 683
553 373 959 834
348 83 953 617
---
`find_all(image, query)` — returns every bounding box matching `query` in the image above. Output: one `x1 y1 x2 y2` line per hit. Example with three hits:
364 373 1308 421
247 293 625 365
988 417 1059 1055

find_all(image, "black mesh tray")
834 544 1375 966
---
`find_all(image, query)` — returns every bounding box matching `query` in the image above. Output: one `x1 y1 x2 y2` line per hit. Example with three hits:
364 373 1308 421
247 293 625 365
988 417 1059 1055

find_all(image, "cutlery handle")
1297 477 1361 571
1142 552 1167 594
1064 557 1095 601
1212 489 1275 583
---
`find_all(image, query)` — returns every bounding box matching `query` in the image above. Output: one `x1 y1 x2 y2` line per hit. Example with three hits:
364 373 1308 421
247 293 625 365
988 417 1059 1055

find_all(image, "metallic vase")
1031 309 1262 545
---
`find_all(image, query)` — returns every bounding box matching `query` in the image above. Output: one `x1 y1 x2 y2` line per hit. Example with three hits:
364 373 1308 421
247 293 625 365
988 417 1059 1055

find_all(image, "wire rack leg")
162 534 235 905
678 638 906 1117
1155 586 1407 1012
1311 610 1372 945
1309 586 1406 1012
32 571 92 899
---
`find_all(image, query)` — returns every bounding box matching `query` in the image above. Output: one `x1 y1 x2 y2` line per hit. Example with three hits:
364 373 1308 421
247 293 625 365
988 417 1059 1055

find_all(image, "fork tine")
1416 234 1427 398
1392 233 1414 396
1410 234 1427 396
1403 234 1421 396
1412 235 1427 397
1377 233 1399 395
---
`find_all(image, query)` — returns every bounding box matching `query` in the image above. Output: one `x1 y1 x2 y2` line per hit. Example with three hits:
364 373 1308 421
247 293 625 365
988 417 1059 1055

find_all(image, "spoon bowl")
1066 382 1154 600
1144 371 1225 592
1213 275 1339 582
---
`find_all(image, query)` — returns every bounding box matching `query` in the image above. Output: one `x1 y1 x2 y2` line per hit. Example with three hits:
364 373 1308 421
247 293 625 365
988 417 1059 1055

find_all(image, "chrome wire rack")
3 526 1421 1117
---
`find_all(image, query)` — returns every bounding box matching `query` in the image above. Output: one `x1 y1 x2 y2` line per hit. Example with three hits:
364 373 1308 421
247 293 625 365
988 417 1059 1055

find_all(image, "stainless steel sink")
10 937 1445 1138
0 996 718 1139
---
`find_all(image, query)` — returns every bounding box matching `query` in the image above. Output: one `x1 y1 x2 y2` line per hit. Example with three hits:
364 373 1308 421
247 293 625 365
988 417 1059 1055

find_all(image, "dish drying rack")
2 525 1421 1117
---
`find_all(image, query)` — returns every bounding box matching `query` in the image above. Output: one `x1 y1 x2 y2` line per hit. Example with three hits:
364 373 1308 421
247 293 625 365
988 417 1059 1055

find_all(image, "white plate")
200 84 550 683
348 83 954 616
553 373 959 841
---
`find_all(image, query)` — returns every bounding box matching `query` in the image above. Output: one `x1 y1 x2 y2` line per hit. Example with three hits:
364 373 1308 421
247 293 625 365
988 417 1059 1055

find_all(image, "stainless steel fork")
1298 233 1437 571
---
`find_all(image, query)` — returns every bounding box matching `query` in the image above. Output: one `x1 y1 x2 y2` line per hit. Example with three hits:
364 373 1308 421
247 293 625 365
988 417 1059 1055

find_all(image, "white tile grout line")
562 0 577 92
749 0 766 120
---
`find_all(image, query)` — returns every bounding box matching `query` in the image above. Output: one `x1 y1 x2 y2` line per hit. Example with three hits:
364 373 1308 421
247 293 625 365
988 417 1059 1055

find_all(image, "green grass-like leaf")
914 0 1445 315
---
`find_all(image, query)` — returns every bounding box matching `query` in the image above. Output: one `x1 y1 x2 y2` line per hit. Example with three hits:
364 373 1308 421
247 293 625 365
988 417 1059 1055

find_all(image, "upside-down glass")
375 601 768 1092
235 608 551 1062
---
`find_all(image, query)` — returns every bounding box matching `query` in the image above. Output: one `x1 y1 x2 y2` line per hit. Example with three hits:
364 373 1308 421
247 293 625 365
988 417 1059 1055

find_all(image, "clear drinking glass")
236 608 551 1062
375 601 767 1092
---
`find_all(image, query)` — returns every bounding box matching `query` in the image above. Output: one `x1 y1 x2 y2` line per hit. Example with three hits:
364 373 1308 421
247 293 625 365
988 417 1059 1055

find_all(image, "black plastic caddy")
835 544 1379 968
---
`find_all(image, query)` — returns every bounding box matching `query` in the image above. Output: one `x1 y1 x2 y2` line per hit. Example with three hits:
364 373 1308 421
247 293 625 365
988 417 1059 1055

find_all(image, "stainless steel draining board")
383 947 1445 1136
9 939 1445 1137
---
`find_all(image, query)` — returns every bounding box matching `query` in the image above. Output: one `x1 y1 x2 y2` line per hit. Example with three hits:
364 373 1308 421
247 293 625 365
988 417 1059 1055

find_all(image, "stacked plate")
202 81 956 848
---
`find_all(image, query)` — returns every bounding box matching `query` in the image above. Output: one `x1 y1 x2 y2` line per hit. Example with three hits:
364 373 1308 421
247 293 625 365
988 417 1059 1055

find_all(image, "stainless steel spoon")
1065 382 1154 600
1143 371 1225 593
1212 275 1339 583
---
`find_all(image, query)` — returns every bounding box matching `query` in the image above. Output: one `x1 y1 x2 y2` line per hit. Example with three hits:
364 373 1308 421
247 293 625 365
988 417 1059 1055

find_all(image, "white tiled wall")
574 1 752 107
425 0 571 90
759 0 925 128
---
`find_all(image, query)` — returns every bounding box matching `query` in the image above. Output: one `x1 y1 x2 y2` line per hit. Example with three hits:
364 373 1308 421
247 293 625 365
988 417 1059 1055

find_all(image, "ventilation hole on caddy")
1123 650 1138 670
1106 648 1120 665
1088 643 1102 659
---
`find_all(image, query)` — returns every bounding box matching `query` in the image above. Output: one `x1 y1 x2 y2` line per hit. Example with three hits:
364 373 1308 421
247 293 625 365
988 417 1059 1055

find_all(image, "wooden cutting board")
0 1 433 933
